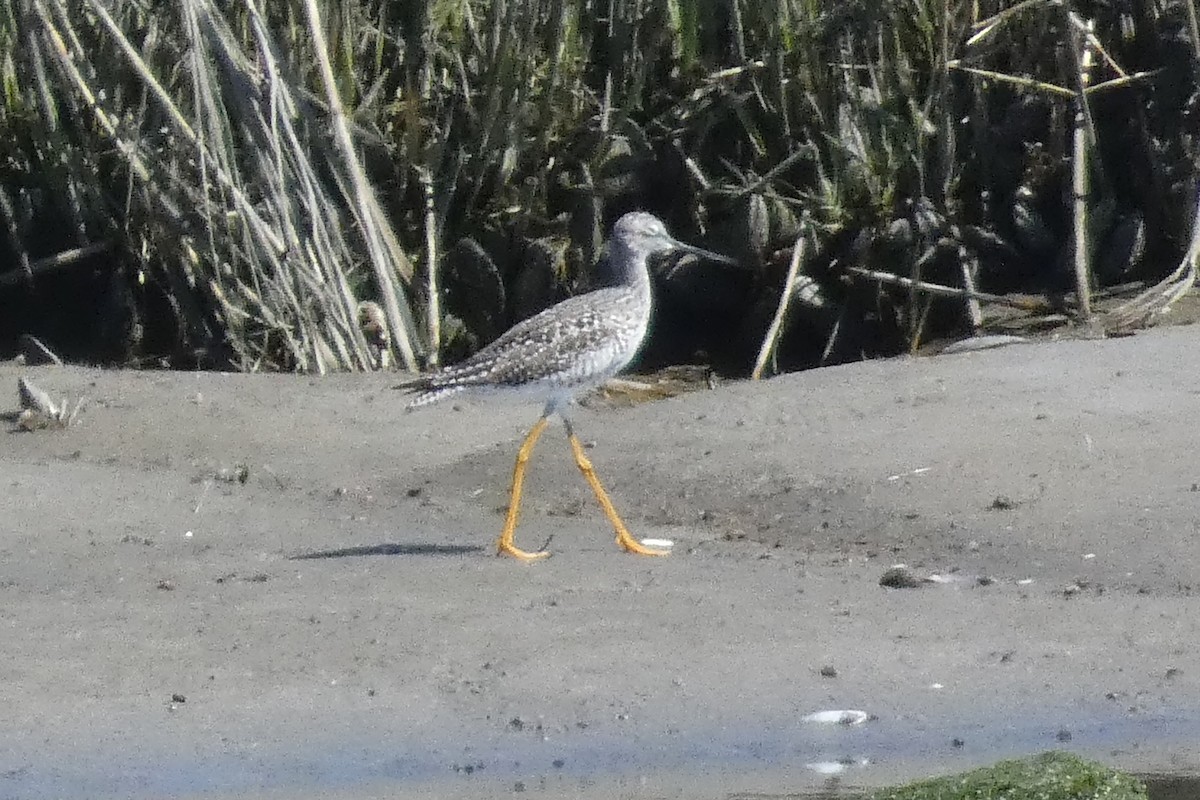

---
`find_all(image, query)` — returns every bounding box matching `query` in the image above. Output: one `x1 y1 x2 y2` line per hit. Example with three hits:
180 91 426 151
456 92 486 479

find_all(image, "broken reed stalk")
0 242 113 288
419 167 441 368
947 64 1075 97
752 231 806 381
957 244 984 331
937 2 979 334
846 266 1046 311
1071 16 1097 320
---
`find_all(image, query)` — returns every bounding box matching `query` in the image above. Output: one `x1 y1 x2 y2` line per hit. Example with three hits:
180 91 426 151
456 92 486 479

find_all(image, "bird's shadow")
289 542 484 560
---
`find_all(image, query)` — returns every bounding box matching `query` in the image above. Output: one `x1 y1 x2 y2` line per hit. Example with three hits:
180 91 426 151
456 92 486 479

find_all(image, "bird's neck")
607 240 654 301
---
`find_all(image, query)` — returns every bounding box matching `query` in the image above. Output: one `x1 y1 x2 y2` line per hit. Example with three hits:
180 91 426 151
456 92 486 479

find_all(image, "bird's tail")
393 375 465 411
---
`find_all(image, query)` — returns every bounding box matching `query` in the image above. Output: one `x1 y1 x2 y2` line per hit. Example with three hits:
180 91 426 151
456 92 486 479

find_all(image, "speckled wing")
399 288 647 408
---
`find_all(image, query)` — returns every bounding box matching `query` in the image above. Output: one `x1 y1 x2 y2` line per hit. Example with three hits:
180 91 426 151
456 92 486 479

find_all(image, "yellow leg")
497 417 551 560
568 433 668 556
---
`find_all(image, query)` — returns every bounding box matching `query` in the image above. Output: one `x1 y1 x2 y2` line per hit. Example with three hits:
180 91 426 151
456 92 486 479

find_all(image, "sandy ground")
4 327 1200 799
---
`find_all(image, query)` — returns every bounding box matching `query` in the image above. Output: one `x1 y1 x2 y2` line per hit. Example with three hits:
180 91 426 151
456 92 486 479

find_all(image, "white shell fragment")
805 758 870 775
939 334 1029 355
15 376 83 431
803 709 870 726
887 466 931 481
640 538 674 549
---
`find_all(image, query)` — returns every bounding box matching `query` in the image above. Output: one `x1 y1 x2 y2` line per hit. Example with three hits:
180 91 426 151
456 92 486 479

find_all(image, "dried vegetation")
1 1 1198 375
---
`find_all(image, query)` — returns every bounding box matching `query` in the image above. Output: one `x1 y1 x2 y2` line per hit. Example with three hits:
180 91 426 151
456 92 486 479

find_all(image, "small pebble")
880 566 924 589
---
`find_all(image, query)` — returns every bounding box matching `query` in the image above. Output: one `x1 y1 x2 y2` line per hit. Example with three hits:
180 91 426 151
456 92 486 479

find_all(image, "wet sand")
3 326 1200 799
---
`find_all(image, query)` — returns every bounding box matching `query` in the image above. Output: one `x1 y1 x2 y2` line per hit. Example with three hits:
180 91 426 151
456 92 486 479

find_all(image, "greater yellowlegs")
397 212 734 560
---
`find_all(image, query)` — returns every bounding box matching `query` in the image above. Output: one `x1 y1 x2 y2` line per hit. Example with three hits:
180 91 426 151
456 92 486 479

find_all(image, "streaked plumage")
402 287 648 409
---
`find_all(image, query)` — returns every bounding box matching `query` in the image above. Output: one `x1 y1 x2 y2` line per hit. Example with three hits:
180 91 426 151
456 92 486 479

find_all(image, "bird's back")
401 285 650 408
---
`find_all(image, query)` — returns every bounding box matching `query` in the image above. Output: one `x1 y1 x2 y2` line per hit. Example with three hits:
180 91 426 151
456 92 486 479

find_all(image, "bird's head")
610 211 737 269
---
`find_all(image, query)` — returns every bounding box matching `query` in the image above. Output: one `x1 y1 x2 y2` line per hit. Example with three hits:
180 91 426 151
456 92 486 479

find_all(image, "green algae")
870 752 1149 800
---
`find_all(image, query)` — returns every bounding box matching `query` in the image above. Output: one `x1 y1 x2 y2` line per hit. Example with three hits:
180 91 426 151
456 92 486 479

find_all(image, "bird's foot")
496 538 550 561
616 532 670 556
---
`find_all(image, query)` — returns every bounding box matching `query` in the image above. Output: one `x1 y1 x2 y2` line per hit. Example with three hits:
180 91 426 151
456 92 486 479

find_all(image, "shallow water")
1142 774 1200 800
6 701 1200 799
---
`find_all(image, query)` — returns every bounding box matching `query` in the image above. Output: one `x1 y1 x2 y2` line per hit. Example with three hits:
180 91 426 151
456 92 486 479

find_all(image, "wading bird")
397 212 734 560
